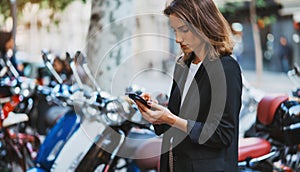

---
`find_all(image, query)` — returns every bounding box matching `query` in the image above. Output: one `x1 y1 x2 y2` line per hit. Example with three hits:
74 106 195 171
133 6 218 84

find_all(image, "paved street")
242 70 296 95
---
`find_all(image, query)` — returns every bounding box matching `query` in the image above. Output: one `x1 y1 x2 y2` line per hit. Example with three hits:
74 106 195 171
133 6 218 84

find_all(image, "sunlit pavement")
242 70 295 95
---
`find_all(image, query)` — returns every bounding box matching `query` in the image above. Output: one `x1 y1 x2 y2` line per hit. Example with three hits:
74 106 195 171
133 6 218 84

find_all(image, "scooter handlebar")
283 122 300 131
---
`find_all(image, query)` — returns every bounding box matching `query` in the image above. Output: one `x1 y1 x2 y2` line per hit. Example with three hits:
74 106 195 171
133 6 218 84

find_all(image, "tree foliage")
0 0 86 21
219 0 282 24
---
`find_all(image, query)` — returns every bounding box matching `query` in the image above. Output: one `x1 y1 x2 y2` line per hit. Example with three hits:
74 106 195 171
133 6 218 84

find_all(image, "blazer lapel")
179 64 206 119
169 64 189 115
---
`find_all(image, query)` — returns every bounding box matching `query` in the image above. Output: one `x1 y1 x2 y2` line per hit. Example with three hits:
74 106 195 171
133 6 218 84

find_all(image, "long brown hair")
164 0 233 60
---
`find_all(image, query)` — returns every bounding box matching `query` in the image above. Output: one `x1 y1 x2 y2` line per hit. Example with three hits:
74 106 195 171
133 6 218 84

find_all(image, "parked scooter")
50 51 111 172
49 51 156 172
0 54 41 171
26 52 86 172
0 51 72 135
243 65 300 171
73 97 156 172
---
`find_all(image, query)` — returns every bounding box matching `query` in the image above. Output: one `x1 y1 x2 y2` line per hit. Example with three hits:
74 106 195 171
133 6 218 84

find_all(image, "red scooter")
243 93 300 171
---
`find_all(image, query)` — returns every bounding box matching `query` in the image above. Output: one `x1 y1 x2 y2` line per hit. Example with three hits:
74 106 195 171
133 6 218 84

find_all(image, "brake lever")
41 51 63 84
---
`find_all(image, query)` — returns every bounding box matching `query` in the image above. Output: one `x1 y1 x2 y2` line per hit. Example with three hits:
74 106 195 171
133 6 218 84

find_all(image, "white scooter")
51 51 156 172
50 52 120 171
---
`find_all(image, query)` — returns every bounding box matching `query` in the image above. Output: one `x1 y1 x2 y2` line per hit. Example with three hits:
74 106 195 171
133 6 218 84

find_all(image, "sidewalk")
133 69 296 96
242 70 295 95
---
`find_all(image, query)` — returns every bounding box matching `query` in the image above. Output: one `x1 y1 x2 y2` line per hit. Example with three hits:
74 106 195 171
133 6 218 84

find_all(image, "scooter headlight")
103 99 130 126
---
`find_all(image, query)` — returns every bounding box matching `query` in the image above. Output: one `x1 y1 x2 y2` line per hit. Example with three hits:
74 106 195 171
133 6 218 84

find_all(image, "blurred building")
15 0 91 64
216 0 300 72
3 0 299 87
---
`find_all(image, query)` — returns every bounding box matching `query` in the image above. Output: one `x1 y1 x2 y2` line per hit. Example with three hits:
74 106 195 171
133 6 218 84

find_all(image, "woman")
278 35 293 72
0 31 14 56
0 31 21 74
134 0 242 171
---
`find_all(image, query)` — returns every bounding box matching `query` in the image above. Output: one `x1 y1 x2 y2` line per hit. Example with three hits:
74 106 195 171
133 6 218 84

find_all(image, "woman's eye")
180 27 189 33
171 26 189 33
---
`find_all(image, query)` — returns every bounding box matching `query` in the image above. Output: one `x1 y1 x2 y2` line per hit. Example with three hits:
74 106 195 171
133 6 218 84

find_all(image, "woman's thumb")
148 101 161 110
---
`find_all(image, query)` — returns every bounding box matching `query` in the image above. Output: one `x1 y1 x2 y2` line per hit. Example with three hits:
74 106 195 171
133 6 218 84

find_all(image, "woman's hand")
135 92 188 132
139 92 158 104
135 100 175 125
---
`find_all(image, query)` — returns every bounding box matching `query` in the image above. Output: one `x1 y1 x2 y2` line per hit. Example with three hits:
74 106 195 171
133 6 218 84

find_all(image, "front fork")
75 127 125 172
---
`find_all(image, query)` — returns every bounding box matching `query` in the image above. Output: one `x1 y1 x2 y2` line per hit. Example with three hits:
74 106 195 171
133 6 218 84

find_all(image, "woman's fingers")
135 101 147 112
136 100 171 125
136 101 158 122
140 92 151 101
140 93 158 104
147 101 163 111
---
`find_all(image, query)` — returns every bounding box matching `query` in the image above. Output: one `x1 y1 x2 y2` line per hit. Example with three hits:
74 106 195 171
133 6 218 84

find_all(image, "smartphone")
127 93 151 109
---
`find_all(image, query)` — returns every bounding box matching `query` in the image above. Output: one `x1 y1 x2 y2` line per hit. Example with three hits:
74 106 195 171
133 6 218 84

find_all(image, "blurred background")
1 1 300 170
0 0 299 95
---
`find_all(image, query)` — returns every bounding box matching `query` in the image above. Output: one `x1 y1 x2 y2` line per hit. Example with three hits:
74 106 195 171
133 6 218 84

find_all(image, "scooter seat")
2 112 29 128
238 137 271 162
133 137 162 170
257 95 289 125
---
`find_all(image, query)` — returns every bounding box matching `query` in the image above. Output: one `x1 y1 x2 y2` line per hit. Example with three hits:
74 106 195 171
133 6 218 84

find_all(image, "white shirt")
180 61 202 107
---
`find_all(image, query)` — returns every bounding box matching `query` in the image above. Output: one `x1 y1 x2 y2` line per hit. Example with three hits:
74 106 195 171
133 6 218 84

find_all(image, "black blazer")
154 55 242 172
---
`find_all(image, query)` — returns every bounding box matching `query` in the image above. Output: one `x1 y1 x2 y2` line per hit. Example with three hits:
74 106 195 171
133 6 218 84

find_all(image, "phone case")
127 93 151 109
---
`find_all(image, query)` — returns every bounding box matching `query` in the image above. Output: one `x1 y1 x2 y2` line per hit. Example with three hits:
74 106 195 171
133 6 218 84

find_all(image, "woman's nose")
175 33 183 43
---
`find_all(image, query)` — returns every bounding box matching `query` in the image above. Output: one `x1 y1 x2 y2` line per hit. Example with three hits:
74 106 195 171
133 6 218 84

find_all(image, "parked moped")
51 51 156 172
243 65 300 171
26 51 86 172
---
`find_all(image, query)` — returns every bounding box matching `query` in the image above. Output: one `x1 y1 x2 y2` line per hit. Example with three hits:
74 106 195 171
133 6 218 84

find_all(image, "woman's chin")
182 49 192 54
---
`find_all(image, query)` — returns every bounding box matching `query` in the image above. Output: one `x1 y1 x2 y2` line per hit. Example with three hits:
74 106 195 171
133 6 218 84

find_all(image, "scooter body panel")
34 110 81 170
26 167 47 172
51 119 106 172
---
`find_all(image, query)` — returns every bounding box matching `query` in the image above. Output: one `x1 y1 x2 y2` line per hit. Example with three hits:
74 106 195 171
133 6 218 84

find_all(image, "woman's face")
53 58 63 73
5 38 14 51
169 14 202 55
